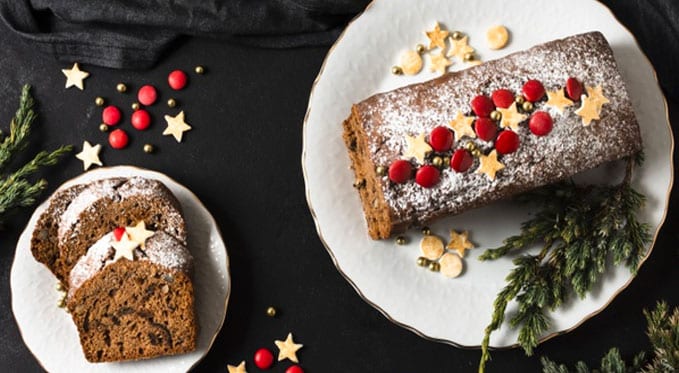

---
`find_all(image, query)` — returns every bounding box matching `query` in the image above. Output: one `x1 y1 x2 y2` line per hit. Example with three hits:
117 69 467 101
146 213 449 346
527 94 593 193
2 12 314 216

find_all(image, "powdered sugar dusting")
354 32 641 226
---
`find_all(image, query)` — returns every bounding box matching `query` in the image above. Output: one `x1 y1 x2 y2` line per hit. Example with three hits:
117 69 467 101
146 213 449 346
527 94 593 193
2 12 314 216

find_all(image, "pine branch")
0 85 36 172
478 157 650 373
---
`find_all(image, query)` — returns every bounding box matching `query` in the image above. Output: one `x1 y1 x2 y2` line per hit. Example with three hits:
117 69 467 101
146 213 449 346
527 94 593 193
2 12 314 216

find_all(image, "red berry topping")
471 95 495 117
137 85 158 106
529 111 553 136
495 130 520 154
429 126 454 152
131 109 151 130
108 129 129 149
415 165 440 188
113 227 126 241
566 77 583 101
286 365 305 373
451 149 473 172
491 89 514 109
168 70 188 90
522 79 545 102
474 118 498 141
102 105 122 126
388 160 412 183
253 348 274 370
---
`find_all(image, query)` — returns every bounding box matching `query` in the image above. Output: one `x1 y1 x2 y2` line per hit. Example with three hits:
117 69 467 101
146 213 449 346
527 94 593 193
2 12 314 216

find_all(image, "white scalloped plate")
302 0 673 347
11 166 230 372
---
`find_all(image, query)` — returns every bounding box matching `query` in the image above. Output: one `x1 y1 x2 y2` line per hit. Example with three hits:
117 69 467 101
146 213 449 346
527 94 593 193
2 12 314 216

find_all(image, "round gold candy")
391 66 403 75
376 165 387 176
515 95 526 104
395 235 407 245
464 142 476 151
195 65 205 74
472 149 481 157
116 83 127 93
432 156 443 167
442 156 451 168
439 252 463 278
131 102 140 111
94 97 105 106
420 235 444 260
400 50 423 75
486 25 510 50
415 44 426 54
421 226 431 235
522 101 534 112
99 123 109 132
451 31 463 40
167 98 177 108
428 261 441 272
490 110 502 121
266 306 277 317
143 144 154 153
416 256 428 267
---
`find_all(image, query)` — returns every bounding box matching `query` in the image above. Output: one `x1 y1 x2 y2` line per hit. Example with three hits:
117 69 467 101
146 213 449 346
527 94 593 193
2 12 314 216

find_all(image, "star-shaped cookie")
544 89 574 115
449 111 476 139
429 51 452 75
403 133 432 164
111 233 139 262
497 102 528 131
62 63 90 90
227 361 247 373
126 221 154 249
585 85 610 110
425 22 449 50
75 141 102 170
574 95 601 126
446 230 475 257
274 333 303 363
447 36 475 61
476 150 505 180
163 111 192 142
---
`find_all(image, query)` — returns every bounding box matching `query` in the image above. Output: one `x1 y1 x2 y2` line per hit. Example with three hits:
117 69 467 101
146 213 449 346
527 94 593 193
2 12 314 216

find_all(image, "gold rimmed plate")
11 166 231 372
302 0 673 348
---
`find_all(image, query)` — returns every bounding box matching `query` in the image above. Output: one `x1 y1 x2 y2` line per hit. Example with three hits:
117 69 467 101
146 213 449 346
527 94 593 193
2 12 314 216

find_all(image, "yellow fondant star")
447 36 475 60
425 22 449 50
446 230 475 257
111 233 139 262
476 149 505 180
227 361 247 373
545 89 574 115
448 111 476 139
125 221 155 249
585 85 610 110
429 51 452 75
275 333 303 363
497 102 528 131
75 141 102 171
163 111 192 142
403 133 432 164
574 95 601 126
61 63 89 90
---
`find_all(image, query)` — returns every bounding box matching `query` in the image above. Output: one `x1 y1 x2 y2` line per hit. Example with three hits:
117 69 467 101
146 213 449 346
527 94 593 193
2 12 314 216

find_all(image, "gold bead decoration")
490 110 502 121
55 282 65 292
428 261 441 272
94 97 105 106
443 156 451 168
167 98 177 108
432 156 443 167
266 306 277 317
353 178 366 188
57 297 66 308
416 44 426 54
143 144 154 153
421 226 431 235
463 52 475 62
417 256 429 267
472 149 481 157
391 66 403 75
396 236 407 245
464 142 476 151
522 101 534 112
131 102 140 111
195 65 205 74
376 165 387 176
452 31 463 40
99 123 109 132
116 83 127 93
515 95 526 104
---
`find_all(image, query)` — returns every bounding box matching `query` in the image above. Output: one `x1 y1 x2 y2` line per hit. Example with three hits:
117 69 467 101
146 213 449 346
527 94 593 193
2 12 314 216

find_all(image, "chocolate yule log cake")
343 32 642 239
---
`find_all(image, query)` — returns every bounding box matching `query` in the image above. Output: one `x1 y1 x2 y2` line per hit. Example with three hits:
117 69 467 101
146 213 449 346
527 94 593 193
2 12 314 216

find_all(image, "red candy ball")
168 70 188 90
429 126 454 152
491 89 514 109
108 129 129 149
286 365 304 373
254 348 274 370
522 80 545 102
131 109 151 130
415 165 440 188
471 95 495 117
566 77 583 101
451 149 473 172
137 85 158 106
102 105 122 126
474 118 498 141
388 160 412 184
113 227 126 241
495 130 520 154
529 111 553 136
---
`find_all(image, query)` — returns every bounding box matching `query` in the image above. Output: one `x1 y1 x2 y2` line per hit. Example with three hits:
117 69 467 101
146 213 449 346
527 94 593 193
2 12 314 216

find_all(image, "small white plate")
302 0 673 347
11 166 230 372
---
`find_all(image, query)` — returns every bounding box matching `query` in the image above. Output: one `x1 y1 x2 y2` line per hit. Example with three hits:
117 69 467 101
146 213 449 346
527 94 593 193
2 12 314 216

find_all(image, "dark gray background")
0 1 677 372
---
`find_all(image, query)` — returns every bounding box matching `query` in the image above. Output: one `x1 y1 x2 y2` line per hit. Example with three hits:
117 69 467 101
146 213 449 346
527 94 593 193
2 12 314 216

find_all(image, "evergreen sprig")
0 85 71 226
478 158 651 372
540 301 679 373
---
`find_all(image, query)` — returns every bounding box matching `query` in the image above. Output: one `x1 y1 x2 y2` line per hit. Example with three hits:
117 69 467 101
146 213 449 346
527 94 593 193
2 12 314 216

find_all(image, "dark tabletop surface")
1 1 678 372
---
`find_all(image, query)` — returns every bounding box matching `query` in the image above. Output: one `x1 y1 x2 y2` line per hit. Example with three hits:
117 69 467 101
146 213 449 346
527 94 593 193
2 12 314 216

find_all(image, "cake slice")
67 228 197 362
343 32 642 239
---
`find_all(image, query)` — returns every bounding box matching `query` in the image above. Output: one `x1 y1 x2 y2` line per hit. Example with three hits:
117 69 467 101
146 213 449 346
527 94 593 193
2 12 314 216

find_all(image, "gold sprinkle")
167 98 177 108
94 97 105 106
417 256 429 267
116 83 127 93
99 123 109 132
428 261 441 272
391 66 403 75
143 144 154 153
131 102 140 111
266 306 277 317
396 236 407 245
195 65 205 74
